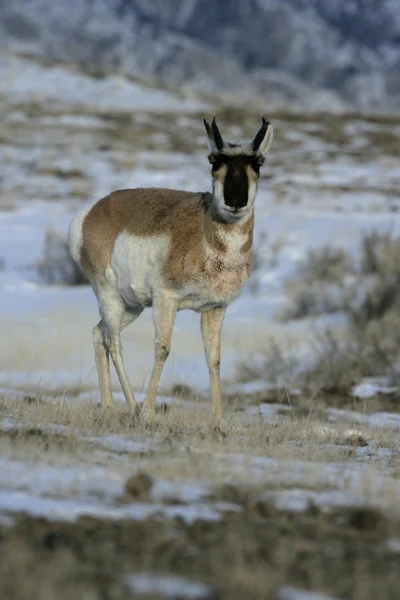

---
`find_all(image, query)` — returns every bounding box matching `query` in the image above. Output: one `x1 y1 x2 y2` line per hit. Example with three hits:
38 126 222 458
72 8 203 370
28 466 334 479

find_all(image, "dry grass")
236 321 400 406
258 231 400 400
361 231 400 276
1 391 398 492
3 393 398 530
279 282 345 321
344 231 400 333
279 244 355 321
278 245 354 321
298 246 354 283
234 339 300 390
0 390 399 599
365 130 400 156
0 191 18 212
0 393 395 464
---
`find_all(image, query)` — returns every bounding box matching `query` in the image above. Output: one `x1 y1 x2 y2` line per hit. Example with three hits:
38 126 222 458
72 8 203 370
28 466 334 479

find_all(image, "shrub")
278 281 346 321
239 231 400 396
360 230 400 277
297 245 354 284
37 229 88 286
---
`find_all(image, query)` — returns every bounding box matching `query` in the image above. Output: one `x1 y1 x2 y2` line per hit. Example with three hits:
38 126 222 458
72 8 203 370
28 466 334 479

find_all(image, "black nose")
223 174 248 209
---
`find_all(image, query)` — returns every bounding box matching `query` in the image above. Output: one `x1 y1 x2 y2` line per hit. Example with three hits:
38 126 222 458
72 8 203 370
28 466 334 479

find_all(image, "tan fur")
81 189 199 279
71 115 273 424
246 163 259 185
81 188 253 291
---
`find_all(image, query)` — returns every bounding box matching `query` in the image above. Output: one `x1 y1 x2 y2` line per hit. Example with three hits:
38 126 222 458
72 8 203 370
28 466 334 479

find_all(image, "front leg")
201 306 226 424
140 294 178 422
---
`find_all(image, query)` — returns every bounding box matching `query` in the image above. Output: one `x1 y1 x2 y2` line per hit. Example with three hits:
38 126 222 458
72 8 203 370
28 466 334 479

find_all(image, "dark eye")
208 153 222 172
252 163 261 175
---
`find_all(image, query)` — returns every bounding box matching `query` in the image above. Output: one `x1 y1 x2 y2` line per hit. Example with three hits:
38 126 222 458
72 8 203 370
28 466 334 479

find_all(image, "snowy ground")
1 52 400 599
1 402 399 523
1 54 400 395
1 393 400 598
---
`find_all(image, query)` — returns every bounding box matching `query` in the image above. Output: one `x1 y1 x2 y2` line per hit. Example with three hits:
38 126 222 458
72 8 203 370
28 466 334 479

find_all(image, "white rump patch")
68 201 95 265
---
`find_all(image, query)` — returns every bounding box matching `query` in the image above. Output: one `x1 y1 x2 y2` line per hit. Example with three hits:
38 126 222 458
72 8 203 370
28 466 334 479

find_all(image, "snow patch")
279 587 343 600
352 377 398 399
124 573 213 599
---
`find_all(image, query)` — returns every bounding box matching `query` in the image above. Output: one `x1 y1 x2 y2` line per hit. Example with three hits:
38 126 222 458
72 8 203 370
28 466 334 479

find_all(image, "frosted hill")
1 0 400 111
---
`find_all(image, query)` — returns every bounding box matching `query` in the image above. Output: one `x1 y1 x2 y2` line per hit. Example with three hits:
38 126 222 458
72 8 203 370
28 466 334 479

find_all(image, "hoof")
129 403 141 420
139 405 156 425
102 402 115 411
213 418 228 436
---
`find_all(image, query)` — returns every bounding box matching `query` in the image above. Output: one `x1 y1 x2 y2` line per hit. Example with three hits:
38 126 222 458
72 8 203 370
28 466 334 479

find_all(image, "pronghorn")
69 116 273 424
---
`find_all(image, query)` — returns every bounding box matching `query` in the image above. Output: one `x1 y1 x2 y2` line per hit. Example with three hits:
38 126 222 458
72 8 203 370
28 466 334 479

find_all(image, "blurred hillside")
1 0 399 112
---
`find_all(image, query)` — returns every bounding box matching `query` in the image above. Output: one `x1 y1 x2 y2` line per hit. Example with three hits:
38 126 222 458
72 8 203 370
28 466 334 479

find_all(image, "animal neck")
203 201 254 267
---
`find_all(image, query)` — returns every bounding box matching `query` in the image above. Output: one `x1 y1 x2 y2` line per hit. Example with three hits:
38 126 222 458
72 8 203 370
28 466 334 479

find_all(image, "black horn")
251 116 269 152
211 116 224 151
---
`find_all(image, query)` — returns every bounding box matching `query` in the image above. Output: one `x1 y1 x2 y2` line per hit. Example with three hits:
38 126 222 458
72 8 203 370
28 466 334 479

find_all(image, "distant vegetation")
1 0 400 111
37 229 88 286
239 230 400 401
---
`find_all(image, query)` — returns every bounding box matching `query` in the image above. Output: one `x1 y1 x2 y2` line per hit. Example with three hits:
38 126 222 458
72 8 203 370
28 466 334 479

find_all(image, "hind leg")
93 320 113 409
108 310 143 416
98 291 143 414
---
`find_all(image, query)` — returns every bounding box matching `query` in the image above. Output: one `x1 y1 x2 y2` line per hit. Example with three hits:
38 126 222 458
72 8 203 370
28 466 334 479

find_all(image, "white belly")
111 232 170 307
110 231 249 312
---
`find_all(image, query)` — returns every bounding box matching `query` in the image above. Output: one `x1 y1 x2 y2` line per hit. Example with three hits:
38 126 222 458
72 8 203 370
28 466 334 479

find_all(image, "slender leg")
140 294 178 422
98 290 143 414
107 308 143 416
107 338 135 415
93 320 113 408
201 306 226 424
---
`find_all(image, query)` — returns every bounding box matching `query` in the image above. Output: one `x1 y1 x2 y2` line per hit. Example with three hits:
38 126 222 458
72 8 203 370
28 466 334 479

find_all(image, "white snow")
352 377 399 399
0 450 238 525
0 55 207 113
247 403 293 417
279 587 343 600
386 539 400 553
327 408 400 430
152 480 209 504
0 490 227 524
259 487 382 513
311 425 367 443
125 573 213 599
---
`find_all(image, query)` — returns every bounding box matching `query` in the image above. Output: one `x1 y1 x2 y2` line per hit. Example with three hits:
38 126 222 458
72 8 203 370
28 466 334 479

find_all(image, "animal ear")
203 116 225 152
251 116 273 155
